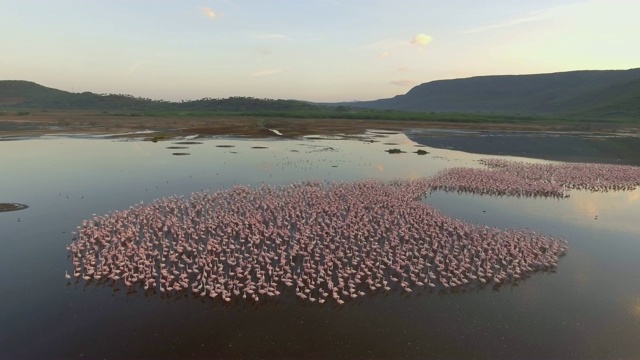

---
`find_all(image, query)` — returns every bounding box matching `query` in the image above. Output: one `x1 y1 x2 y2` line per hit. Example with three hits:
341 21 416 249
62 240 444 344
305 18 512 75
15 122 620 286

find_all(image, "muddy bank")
0 203 29 212
3 110 638 139
3 111 639 166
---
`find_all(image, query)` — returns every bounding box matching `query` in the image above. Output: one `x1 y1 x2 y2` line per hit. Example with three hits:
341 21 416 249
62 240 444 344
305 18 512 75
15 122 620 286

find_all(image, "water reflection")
630 297 640 319
427 188 640 235
1 131 640 358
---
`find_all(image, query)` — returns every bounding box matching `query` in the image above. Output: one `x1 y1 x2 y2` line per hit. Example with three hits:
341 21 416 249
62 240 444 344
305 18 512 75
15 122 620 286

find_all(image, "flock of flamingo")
429 159 640 198
66 158 640 304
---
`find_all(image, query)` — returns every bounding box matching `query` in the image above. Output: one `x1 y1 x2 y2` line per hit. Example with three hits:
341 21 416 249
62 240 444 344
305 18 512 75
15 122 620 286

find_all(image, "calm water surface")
1 132 639 359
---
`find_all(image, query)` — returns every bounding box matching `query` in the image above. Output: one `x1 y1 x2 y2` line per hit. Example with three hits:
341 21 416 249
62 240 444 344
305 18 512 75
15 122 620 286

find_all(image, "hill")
2 69 640 121
348 68 640 119
0 80 316 112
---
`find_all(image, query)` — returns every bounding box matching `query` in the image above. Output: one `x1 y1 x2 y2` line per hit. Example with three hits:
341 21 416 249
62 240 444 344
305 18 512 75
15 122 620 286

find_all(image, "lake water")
1 131 639 359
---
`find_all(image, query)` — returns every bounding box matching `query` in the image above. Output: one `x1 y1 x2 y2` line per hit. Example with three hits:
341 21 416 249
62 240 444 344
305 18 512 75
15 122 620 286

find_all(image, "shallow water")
1 131 639 359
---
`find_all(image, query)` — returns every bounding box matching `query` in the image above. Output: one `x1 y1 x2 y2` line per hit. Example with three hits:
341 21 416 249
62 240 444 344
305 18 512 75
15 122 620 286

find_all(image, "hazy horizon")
6 66 639 105
2 0 639 102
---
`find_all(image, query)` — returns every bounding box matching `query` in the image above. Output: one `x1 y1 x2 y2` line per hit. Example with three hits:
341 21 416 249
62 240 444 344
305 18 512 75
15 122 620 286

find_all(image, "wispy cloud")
410 34 432 46
462 11 547 34
257 33 288 40
390 79 418 87
251 69 284 77
127 61 146 75
364 35 430 58
201 7 219 20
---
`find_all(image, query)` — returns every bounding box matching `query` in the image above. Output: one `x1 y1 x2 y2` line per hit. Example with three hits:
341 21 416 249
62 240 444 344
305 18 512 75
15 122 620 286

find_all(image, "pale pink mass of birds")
428 159 640 198
66 159 640 305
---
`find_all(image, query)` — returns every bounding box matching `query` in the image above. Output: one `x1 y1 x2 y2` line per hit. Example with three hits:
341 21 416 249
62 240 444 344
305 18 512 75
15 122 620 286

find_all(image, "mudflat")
2 110 637 138
2 111 639 165
0 203 28 212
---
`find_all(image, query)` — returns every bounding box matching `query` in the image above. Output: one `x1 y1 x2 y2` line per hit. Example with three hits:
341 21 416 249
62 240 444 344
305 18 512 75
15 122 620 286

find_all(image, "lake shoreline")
2 110 639 139
2 111 639 165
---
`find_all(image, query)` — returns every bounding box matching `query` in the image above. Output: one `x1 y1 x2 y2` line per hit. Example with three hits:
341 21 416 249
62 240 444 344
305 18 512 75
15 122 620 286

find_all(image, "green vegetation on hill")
566 77 640 119
2 68 640 124
0 80 317 113
0 80 160 109
346 68 640 121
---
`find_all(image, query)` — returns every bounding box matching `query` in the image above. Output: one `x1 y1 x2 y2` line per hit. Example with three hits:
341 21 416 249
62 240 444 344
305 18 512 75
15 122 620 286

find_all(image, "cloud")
257 33 288 39
379 51 390 59
251 69 284 77
462 10 548 34
410 34 432 46
257 48 272 55
127 61 146 75
201 7 219 19
390 79 418 87
626 190 640 204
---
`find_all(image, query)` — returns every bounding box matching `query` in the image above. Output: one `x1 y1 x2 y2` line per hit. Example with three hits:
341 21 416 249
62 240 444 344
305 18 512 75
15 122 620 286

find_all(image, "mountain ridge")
0 80 315 112
2 68 640 120
346 68 640 119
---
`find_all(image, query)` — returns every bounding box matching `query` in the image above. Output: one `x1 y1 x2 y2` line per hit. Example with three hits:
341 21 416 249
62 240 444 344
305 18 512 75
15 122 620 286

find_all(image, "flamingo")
65 173 576 305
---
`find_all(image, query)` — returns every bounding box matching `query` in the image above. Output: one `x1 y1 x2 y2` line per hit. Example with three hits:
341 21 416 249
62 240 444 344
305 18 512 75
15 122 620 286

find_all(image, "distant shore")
2 111 639 165
2 110 638 138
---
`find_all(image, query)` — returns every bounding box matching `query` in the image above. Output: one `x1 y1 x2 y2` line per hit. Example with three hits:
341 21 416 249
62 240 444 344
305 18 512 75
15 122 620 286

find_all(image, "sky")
1 0 639 102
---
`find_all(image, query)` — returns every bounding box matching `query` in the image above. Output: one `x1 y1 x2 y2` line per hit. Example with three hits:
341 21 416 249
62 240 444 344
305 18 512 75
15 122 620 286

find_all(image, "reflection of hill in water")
407 131 640 166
